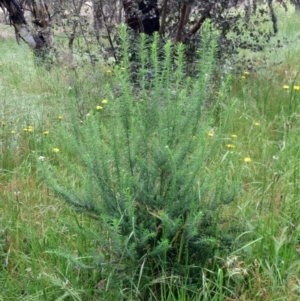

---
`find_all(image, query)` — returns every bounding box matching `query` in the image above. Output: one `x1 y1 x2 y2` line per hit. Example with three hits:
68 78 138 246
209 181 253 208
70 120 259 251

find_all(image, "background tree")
0 0 52 50
0 0 289 67
290 0 300 10
122 0 285 51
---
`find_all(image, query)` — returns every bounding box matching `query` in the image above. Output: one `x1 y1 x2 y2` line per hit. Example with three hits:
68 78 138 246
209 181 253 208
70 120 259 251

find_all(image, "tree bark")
30 0 53 48
0 0 53 50
292 0 300 11
159 0 168 35
123 0 144 33
244 0 251 23
123 1 160 35
188 4 212 37
93 0 102 43
0 0 35 47
174 3 187 43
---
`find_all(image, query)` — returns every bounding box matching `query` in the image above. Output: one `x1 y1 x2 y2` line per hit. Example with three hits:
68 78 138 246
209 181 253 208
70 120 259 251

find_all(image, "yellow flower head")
58 116 63 121
43 131 49 136
27 126 34 132
191 135 196 140
283 85 289 90
241 75 246 80
106 69 112 74
254 122 260 126
294 85 300 91
101 99 108 104
244 157 252 163
96 105 103 111
243 71 250 76
11 130 15 134
52 148 60 153
231 134 237 139
208 132 214 138
227 144 235 149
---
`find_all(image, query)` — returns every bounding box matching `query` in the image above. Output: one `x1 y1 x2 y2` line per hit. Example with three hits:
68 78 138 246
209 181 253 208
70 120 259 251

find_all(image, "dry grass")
0 23 14 39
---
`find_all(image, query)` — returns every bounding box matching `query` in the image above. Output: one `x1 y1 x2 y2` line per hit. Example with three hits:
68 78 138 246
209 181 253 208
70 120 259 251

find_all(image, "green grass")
1 5 300 301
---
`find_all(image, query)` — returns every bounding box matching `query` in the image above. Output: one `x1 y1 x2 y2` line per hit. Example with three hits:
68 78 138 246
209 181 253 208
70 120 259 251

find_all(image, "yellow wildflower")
191 136 196 140
294 85 300 91
11 130 15 134
231 134 237 139
208 132 214 137
254 122 260 126
58 116 63 121
106 69 112 74
243 71 250 76
244 157 252 163
96 105 103 111
43 131 49 136
241 76 246 80
283 85 289 90
52 148 60 153
101 99 108 104
227 144 235 149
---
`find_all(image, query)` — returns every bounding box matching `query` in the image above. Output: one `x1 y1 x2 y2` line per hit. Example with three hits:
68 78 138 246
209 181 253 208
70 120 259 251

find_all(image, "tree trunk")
188 4 212 37
294 1 300 11
159 0 168 35
123 0 144 33
93 0 102 43
29 0 53 48
122 0 160 35
0 0 53 50
244 0 251 23
174 3 187 43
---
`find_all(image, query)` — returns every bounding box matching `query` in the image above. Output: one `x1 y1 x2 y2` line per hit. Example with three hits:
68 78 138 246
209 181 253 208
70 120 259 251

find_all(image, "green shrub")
40 23 241 300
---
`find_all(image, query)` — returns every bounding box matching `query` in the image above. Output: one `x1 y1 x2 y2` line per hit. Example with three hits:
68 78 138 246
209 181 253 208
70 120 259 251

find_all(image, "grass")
1 4 300 301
